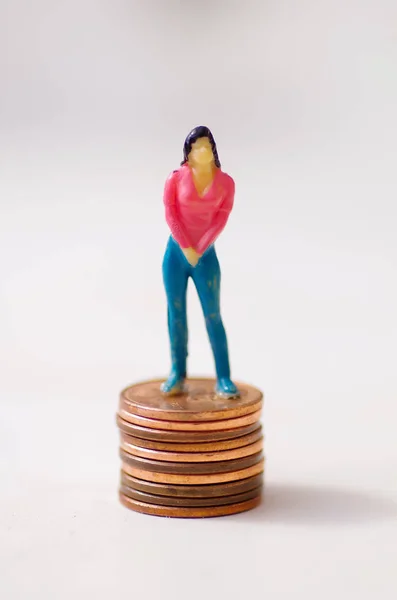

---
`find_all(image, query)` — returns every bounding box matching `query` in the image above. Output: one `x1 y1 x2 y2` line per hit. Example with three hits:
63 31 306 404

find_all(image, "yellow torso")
191 167 215 197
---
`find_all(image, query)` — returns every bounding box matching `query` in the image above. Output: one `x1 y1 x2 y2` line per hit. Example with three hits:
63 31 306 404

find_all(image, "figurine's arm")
164 171 191 248
195 177 235 255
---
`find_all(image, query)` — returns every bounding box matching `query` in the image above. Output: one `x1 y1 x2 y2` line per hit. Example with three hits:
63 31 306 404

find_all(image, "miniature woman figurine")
161 126 239 398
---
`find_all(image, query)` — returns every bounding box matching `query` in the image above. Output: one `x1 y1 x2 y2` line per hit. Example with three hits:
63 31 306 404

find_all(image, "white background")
1 1 396 598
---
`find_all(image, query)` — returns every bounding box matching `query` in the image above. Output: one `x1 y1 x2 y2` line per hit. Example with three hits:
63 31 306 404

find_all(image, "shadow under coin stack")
117 378 264 518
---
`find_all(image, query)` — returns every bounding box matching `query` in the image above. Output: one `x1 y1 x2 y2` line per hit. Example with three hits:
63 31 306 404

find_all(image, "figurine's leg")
192 247 239 398
161 237 189 395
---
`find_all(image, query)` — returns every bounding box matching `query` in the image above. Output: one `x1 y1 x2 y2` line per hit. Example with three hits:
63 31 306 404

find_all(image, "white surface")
1 1 397 598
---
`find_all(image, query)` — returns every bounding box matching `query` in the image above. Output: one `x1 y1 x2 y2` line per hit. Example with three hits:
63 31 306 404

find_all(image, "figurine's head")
181 126 221 168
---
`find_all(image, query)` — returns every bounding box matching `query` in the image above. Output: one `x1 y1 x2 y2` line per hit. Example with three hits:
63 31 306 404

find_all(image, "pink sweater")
163 164 235 255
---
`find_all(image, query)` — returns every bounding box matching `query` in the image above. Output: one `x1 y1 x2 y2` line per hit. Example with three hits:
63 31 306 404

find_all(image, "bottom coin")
120 484 263 507
119 491 262 518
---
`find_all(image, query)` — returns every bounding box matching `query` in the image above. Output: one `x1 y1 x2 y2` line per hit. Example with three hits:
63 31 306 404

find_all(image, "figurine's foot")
160 372 186 396
215 377 240 399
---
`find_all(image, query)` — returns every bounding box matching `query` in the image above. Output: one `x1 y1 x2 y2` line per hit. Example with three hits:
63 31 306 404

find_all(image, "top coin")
120 378 263 422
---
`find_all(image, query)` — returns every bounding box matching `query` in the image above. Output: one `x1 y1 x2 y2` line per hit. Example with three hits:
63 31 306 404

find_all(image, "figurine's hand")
182 247 201 267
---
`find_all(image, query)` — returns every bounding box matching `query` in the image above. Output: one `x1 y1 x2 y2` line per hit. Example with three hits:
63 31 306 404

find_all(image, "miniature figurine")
161 126 239 398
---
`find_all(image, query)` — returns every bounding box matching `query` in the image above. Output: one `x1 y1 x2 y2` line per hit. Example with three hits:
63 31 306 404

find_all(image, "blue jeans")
162 236 231 381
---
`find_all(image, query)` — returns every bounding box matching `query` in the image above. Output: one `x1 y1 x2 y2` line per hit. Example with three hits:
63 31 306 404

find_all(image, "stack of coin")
116 378 264 518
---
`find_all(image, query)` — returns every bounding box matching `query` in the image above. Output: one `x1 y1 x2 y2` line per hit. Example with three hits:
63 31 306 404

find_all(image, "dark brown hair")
181 126 221 168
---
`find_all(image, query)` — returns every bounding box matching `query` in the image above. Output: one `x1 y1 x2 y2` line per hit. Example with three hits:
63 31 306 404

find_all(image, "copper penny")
118 406 262 431
121 458 265 485
119 492 262 517
116 415 261 442
120 378 263 422
120 437 264 463
120 484 263 507
120 449 264 474
119 427 263 452
120 471 264 498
